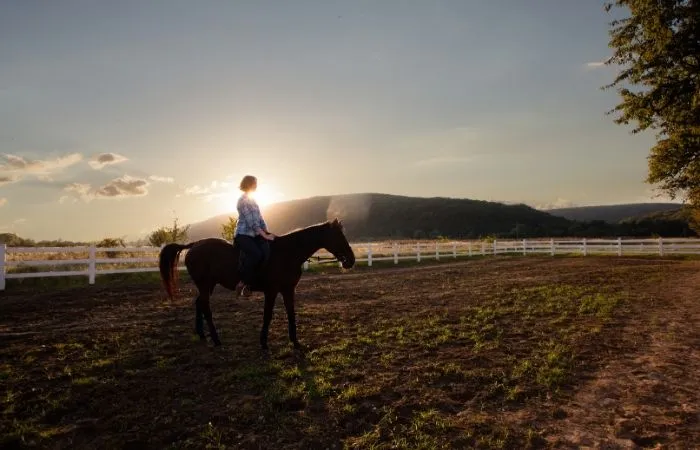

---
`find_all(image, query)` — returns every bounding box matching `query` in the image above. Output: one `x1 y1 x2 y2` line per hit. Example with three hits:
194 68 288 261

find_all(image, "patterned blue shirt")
235 194 267 238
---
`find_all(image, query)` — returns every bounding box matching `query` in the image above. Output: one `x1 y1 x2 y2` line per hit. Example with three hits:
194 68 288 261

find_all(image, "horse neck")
278 225 326 266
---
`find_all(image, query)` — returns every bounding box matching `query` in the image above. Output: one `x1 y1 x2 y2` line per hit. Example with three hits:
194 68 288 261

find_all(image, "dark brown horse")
158 219 355 350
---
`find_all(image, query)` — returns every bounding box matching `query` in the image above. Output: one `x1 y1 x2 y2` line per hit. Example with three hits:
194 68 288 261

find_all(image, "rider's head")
239 175 257 193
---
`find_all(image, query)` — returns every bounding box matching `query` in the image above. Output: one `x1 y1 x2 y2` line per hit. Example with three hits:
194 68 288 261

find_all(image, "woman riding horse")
159 215 356 349
233 175 275 297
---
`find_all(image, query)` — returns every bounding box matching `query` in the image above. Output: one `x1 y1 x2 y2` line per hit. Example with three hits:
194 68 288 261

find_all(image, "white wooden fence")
1 238 699 290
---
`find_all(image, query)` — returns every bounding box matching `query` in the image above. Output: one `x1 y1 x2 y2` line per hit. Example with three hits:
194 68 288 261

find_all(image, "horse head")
324 218 355 269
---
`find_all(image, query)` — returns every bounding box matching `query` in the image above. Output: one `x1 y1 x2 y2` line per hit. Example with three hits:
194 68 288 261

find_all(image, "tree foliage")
148 218 190 247
96 237 126 258
220 216 238 242
604 0 700 215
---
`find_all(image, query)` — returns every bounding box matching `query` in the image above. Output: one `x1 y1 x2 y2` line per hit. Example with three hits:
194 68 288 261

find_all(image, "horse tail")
159 242 195 300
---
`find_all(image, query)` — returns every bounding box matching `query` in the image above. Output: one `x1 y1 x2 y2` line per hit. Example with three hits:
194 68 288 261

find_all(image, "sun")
250 185 283 208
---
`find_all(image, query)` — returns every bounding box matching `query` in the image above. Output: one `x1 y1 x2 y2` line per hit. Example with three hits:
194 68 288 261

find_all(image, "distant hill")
545 203 682 223
188 193 575 241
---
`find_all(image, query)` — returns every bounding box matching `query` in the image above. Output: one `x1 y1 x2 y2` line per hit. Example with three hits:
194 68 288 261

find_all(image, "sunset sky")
0 1 671 241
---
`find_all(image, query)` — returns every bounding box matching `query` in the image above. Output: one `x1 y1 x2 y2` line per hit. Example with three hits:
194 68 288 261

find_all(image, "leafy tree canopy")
148 218 190 247
220 216 238 242
604 0 700 214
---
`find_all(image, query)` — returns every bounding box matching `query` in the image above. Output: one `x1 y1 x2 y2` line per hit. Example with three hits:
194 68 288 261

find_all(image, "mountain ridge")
187 193 693 241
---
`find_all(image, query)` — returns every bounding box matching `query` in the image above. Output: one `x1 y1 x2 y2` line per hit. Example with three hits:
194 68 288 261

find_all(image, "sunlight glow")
216 183 284 215
250 185 284 208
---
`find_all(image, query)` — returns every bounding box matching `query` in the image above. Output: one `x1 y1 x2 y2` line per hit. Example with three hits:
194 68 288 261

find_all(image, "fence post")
617 237 622 256
452 242 457 259
393 243 398 264
481 242 485 255
0 244 6 291
417 242 421 262
493 240 497 255
367 243 373 267
435 242 440 260
582 238 587 257
468 242 472 257
88 245 96 285
522 239 527 256
550 238 555 256
658 237 664 256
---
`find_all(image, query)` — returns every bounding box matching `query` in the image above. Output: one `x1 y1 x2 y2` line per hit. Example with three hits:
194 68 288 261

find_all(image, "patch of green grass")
72 376 96 386
578 292 623 318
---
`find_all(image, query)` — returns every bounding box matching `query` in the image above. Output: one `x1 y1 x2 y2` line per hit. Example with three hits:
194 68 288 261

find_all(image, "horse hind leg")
194 295 206 341
199 288 222 347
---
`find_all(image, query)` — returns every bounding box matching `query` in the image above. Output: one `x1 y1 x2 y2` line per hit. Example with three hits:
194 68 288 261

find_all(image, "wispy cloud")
0 198 6 207
0 153 82 183
0 175 20 186
88 152 128 170
63 175 150 202
149 175 174 183
0 217 26 231
584 57 612 69
534 198 577 210
184 180 233 196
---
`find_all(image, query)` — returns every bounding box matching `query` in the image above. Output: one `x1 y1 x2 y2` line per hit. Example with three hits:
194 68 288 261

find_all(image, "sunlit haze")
0 1 676 241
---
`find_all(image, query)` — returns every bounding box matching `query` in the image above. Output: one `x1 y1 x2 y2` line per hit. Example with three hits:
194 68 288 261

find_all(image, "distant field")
1 256 698 449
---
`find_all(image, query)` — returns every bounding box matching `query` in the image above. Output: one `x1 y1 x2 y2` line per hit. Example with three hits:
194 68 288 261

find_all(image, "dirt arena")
1 256 699 449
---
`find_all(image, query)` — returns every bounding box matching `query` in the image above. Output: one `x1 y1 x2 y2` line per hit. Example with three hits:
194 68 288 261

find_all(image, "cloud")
0 198 6 207
63 175 150 202
0 218 26 231
0 153 83 186
534 198 577 210
149 175 174 183
0 153 82 174
59 195 78 204
88 152 128 170
95 176 148 197
184 180 232 196
584 57 612 69
0 175 20 186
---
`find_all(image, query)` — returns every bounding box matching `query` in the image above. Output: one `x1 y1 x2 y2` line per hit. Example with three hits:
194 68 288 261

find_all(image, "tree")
603 0 700 223
148 218 190 247
220 216 238 242
96 237 126 258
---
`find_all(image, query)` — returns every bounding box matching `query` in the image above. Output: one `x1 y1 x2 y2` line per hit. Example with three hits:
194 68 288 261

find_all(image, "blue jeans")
234 234 270 285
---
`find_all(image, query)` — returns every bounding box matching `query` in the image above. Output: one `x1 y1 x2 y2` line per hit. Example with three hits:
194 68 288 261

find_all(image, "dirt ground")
1 256 698 449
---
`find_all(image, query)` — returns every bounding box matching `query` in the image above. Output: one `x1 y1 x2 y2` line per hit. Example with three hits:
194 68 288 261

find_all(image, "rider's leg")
235 235 263 288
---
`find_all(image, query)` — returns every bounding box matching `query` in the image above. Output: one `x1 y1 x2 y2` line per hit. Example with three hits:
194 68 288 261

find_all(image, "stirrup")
235 282 252 298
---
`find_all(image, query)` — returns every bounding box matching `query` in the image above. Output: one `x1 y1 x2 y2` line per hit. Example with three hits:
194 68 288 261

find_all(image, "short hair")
239 175 257 192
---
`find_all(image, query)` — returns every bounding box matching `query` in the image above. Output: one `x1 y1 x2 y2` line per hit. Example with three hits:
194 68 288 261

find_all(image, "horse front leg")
281 288 301 349
260 290 278 351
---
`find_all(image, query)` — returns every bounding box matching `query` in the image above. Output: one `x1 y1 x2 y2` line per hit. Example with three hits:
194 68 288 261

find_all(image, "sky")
0 1 674 241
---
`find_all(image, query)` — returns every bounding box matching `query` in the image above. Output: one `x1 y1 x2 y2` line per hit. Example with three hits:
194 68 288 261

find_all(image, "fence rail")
1 237 699 290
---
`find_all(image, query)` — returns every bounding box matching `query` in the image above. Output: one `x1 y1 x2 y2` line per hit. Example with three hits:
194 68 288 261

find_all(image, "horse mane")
272 220 341 249
277 221 330 237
